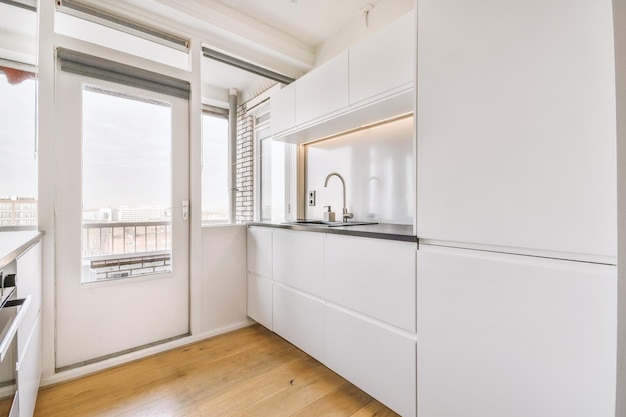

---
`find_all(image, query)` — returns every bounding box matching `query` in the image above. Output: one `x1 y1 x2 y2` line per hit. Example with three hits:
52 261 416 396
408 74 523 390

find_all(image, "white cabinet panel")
325 235 416 332
246 273 272 330
273 283 324 362
17 315 41 417
273 230 324 297
270 83 295 135
417 0 616 259
247 227 273 278
350 11 414 106
325 304 416 417
417 245 617 417
295 52 349 125
16 241 41 358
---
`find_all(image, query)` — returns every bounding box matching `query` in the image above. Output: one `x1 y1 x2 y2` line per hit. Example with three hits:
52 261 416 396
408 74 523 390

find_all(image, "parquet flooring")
34 324 400 416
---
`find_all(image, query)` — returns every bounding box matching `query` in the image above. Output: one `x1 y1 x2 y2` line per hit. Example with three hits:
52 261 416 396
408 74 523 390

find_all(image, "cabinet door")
417 0 616 260
247 227 272 278
417 244 617 417
325 304 416 417
247 273 272 330
16 241 41 358
273 283 324 362
349 11 414 106
273 230 324 297
325 235 416 332
17 315 41 417
270 83 296 135
295 52 349 126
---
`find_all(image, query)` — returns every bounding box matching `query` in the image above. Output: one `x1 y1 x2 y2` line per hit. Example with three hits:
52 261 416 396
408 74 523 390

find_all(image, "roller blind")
202 47 295 85
0 0 36 12
57 48 190 99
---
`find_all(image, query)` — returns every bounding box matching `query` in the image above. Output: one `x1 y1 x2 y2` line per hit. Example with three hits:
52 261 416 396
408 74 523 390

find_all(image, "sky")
0 74 37 199
82 88 172 209
1 73 230 214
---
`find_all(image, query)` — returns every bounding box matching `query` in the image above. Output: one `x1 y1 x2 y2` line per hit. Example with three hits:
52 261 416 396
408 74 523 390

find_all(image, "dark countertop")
247 221 417 243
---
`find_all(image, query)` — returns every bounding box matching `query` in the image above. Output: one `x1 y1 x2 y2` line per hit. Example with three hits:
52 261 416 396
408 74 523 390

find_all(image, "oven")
0 273 31 417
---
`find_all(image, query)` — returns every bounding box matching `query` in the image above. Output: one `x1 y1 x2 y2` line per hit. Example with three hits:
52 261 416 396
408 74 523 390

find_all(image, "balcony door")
55 58 190 369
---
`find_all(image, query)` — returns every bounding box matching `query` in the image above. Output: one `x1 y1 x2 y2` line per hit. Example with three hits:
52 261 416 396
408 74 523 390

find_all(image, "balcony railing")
82 221 171 258
82 221 172 282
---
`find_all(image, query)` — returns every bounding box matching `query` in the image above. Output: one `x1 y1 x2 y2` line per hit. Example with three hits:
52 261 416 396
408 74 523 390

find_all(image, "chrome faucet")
324 172 353 222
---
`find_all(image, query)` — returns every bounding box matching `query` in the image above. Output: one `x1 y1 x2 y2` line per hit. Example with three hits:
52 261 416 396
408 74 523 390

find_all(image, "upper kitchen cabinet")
271 11 415 144
349 11 414 107
295 51 350 127
416 0 616 261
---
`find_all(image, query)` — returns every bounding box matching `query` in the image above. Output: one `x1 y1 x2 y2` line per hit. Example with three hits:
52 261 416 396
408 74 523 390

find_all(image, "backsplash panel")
305 116 413 225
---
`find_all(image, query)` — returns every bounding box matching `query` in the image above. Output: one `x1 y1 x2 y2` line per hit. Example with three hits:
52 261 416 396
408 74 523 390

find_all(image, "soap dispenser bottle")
323 206 335 222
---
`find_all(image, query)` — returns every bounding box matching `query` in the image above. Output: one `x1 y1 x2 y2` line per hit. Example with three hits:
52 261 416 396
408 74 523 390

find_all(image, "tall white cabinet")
416 0 618 416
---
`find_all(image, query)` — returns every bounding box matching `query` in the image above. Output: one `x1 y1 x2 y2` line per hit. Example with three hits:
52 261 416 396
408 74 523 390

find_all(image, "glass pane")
260 129 286 223
81 86 172 283
0 69 37 229
201 113 229 225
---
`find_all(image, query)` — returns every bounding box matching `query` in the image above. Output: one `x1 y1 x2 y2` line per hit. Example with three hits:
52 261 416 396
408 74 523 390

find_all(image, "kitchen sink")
283 220 378 227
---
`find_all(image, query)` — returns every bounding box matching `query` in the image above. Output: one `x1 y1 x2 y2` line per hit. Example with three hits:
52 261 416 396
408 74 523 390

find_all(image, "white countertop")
0 231 44 269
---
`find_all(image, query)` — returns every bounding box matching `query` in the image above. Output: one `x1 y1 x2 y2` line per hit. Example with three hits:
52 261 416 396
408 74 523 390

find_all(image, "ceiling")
210 0 384 48
81 0 406 105
113 0 389 106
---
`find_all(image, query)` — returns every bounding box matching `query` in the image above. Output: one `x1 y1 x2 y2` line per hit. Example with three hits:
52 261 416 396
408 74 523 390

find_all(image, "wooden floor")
34 324 400 416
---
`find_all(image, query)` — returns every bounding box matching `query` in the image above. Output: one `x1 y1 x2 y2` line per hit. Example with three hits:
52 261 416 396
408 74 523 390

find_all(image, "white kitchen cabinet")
16 241 41 358
349 11 414 107
417 244 617 417
272 229 324 298
270 82 295 136
17 315 41 417
417 0 616 261
247 273 273 330
247 226 273 278
14 240 42 417
295 51 349 126
325 235 416 332
273 283 324 362
325 304 416 417
247 227 273 329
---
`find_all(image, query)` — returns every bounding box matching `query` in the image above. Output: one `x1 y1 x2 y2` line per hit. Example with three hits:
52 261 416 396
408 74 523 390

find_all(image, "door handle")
182 200 189 221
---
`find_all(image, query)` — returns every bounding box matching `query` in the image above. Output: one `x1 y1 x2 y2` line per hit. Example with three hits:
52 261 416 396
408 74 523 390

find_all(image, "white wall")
200 225 250 332
305 116 413 224
614 0 626 413
315 0 414 66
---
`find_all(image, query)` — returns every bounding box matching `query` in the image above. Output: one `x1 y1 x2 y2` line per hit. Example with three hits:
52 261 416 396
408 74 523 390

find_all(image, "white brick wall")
235 103 254 223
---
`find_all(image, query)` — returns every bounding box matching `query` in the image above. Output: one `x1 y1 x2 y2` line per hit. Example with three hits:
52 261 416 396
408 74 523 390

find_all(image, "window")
201 111 230 225
0 67 37 229
81 86 173 282
255 108 293 223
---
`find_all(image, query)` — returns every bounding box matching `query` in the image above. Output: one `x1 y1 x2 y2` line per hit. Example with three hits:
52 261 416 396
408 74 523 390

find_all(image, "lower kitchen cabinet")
273 230 324 297
417 244 617 417
325 234 416 332
15 240 42 417
273 283 324 362
325 304 416 417
247 273 273 330
17 315 41 417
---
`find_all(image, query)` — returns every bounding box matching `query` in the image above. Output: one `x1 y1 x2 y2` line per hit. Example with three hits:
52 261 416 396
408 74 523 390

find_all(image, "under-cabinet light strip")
302 112 414 146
